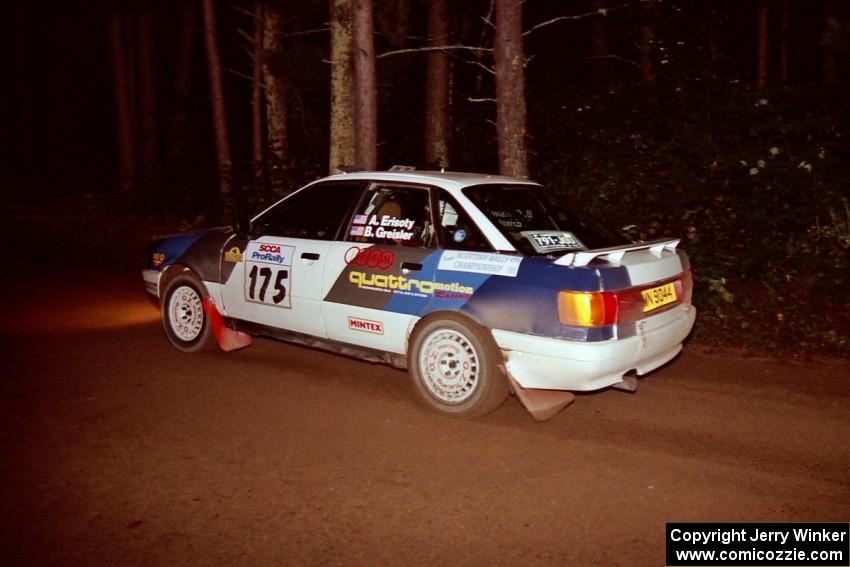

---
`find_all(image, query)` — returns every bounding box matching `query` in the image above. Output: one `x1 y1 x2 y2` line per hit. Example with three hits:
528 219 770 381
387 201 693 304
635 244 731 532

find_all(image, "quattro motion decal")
348 271 473 299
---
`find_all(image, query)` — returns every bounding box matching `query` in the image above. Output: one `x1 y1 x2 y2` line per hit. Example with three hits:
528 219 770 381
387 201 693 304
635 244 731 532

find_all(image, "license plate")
641 282 677 312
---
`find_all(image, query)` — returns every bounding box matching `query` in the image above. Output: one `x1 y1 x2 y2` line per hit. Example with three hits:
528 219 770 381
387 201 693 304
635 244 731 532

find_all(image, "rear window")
463 184 628 256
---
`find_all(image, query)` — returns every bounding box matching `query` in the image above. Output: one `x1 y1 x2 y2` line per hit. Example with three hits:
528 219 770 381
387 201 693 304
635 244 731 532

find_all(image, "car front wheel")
161 272 217 353
408 315 508 418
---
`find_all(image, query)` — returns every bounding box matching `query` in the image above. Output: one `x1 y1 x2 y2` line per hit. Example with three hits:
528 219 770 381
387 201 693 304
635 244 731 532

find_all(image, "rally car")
143 169 695 421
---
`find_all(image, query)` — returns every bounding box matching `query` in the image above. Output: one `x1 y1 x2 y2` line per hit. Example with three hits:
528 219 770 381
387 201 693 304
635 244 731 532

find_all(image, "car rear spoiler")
553 238 680 267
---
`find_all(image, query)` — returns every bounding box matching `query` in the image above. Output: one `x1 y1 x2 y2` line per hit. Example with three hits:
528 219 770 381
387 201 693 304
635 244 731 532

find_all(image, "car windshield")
463 184 628 256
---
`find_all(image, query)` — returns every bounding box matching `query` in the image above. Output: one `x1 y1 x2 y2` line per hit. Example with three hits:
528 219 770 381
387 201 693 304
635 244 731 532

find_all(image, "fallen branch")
236 27 255 46
523 4 630 37
377 45 492 59
464 59 495 75
280 27 330 38
584 54 640 68
229 4 258 20
225 67 266 87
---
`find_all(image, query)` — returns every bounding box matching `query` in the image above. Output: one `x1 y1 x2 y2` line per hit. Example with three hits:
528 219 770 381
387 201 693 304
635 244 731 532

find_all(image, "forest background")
6 0 850 355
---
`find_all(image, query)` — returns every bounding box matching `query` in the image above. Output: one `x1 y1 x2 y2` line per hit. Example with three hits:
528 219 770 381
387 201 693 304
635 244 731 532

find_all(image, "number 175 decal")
246 264 290 307
243 241 294 308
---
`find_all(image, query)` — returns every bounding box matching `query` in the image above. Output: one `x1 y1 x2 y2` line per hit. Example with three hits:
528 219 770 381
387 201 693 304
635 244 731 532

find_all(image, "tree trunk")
640 1 655 84
168 0 195 161
137 9 159 179
708 0 718 80
779 0 790 82
125 13 139 153
201 0 232 196
13 5 34 167
108 10 137 193
252 1 264 179
264 0 288 167
329 0 356 173
591 0 609 89
353 0 378 170
822 1 837 85
756 0 769 88
424 0 450 168
493 0 528 178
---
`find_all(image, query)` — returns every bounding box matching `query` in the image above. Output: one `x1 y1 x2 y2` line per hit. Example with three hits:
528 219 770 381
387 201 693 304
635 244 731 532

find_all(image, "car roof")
319 170 540 192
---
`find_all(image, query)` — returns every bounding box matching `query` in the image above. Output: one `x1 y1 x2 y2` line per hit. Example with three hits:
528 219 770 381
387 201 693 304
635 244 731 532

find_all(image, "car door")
219 180 363 338
321 182 438 354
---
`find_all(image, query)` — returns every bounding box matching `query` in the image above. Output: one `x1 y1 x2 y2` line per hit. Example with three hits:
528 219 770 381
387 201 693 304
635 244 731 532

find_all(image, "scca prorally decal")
347 316 384 334
247 242 292 265
344 246 395 271
349 270 473 298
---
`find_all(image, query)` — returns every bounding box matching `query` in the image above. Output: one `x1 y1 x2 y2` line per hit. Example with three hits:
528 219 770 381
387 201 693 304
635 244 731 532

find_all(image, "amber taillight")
558 271 691 327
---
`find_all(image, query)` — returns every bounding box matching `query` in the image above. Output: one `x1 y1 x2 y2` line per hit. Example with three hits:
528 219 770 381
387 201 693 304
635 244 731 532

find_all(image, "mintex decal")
152 252 165 267
344 246 395 271
244 241 294 308
347 316 384 334
349 271 473 299
438 251 522 278
224 246 243 263
521 231 585 254
350 214 416 241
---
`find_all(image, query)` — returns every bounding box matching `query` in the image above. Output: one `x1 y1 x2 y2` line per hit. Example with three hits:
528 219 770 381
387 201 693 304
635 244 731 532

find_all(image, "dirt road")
2 264 848 566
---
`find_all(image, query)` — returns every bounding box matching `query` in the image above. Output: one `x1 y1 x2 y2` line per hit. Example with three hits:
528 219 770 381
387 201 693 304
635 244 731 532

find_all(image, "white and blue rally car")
143 170 695 421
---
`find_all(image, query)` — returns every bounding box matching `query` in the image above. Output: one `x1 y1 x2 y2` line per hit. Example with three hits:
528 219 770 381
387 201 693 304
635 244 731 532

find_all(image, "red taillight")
680 270 693 303
557 291 618 327
558 271 691 328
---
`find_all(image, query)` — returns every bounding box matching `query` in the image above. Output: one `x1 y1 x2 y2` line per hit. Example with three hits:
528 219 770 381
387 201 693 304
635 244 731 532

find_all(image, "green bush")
531 83 850 355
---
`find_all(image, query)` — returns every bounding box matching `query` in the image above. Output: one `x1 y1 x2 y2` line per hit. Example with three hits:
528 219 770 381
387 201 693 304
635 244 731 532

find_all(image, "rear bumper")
491 303 696 391
142 269 162 298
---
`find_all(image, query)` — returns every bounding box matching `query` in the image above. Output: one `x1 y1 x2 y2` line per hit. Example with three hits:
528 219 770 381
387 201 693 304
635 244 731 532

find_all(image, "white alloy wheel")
408 315 508 418
168 285 205 342
418 328 481 404
161 272 217 353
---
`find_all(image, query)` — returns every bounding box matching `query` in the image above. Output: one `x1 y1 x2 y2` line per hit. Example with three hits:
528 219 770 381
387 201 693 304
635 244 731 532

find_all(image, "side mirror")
232 216 252 236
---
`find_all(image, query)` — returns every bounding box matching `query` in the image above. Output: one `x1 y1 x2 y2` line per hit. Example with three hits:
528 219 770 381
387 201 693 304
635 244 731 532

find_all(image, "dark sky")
5 0 844 197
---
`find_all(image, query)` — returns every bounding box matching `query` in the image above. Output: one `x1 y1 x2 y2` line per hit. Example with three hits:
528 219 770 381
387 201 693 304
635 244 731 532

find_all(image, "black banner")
666 523 849 566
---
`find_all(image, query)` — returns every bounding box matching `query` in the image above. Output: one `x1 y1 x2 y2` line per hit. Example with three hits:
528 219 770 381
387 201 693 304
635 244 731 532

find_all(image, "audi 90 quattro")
143 170 695 421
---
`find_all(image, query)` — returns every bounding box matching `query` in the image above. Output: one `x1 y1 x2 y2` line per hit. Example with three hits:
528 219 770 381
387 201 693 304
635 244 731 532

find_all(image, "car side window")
347 185 433 247
253 182 362 240
435 190 492 251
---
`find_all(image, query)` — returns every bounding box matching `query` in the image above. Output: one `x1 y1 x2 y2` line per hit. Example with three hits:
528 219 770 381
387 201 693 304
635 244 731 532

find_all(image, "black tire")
408 314 509 418
161 271 218 353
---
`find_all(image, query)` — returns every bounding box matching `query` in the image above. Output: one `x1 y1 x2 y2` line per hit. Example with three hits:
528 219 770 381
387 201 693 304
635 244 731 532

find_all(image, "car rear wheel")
162 272 217 353
408 315 508 418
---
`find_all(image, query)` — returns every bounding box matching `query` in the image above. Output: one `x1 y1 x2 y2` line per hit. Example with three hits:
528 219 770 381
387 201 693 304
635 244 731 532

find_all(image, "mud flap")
202 297 252 352
506 373 575 422
611 376 638 392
